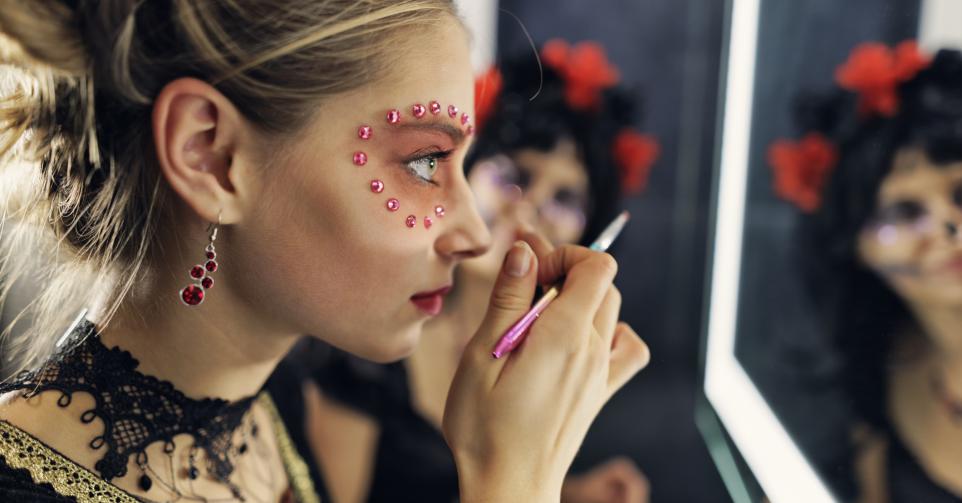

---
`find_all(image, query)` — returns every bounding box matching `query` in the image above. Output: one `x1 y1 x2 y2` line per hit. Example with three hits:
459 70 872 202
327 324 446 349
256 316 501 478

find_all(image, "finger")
607 323 650 398
467 241 538 357
548 250 618 324
593 285 621 348
516 227 555 261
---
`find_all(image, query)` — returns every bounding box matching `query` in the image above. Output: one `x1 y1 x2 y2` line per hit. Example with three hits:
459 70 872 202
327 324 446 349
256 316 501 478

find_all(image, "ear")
152 77 246 224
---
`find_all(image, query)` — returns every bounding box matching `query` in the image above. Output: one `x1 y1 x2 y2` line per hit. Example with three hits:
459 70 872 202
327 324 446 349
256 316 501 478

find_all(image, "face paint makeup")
354 102 470 228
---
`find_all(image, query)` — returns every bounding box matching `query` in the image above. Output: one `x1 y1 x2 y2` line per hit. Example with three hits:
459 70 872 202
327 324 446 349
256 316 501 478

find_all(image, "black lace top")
0 318 322 502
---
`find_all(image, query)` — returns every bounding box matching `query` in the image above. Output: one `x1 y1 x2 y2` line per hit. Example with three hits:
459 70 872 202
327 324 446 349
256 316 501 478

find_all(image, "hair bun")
0 0 89 76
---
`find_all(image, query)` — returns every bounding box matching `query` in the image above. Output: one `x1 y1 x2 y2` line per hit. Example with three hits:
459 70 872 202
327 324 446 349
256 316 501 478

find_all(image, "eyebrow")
396 122 467 145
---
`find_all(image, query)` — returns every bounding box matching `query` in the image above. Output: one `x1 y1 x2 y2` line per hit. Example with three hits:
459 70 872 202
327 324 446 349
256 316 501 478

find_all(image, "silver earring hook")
207 211 222 242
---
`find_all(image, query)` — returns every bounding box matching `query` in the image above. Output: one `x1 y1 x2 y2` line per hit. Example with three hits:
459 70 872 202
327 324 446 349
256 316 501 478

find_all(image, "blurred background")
457 0 730 501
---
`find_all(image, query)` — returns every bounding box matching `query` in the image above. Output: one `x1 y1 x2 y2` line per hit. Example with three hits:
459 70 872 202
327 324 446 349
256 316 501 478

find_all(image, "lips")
410 285 452 316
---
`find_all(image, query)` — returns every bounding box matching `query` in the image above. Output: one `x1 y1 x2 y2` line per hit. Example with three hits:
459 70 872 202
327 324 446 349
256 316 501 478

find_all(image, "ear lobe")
152 78 242 224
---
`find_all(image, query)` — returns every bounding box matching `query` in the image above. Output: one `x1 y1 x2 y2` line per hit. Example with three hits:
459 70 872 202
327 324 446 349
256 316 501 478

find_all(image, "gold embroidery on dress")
0 392 321 503
0 419 136 502
258 393 321 503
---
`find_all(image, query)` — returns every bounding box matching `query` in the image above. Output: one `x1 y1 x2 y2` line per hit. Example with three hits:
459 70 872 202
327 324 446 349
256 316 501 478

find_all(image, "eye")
404 150 452 185
874 200 927 224
554 188 587 210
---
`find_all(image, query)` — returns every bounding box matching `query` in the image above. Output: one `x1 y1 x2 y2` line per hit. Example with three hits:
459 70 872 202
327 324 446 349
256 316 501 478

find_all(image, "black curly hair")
465 46 643 246
795 48 962 430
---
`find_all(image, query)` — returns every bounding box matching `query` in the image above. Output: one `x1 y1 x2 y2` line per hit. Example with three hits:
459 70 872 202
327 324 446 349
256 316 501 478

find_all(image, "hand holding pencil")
442 213 650 503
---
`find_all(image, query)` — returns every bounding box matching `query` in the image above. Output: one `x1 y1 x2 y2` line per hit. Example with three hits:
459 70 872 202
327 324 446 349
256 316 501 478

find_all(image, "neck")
906 302 962 392
93 223 300 403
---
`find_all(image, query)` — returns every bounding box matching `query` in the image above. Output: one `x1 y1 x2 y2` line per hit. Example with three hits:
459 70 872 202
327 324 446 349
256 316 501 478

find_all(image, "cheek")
227 154 435 343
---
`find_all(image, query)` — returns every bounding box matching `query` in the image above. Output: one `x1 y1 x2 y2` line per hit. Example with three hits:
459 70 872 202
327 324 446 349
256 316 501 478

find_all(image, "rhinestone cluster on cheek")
352 100 472 229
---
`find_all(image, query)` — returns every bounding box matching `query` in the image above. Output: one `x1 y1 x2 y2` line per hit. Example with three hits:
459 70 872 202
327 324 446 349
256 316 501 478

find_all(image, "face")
858 148 962 310
463 138 590 278
227 17 490 362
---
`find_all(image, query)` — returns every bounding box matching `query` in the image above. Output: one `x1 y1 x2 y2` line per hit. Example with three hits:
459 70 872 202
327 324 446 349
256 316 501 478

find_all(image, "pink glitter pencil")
491 211 630 359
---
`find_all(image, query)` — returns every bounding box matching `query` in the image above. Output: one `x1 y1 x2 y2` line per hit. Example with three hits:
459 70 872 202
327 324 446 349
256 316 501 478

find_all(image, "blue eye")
405 150 452 185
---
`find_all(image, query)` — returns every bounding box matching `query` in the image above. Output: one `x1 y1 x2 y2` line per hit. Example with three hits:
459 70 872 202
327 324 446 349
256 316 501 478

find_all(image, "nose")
435 179 492 261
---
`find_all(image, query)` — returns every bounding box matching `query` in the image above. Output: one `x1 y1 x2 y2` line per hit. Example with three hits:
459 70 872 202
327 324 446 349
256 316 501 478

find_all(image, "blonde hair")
0 0 457 375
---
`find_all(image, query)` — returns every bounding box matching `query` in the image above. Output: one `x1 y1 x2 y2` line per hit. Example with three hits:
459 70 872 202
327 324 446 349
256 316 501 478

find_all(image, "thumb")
471 240 538 352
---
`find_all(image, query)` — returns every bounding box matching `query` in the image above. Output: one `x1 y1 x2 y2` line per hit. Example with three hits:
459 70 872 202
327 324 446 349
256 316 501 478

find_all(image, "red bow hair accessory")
835 40 931 118
541 39 621 112
474 66 503 133
767 132 838 212
612 128 660 195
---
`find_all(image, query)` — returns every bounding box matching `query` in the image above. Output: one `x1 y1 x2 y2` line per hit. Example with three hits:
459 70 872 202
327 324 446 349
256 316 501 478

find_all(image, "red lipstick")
410 285 452 316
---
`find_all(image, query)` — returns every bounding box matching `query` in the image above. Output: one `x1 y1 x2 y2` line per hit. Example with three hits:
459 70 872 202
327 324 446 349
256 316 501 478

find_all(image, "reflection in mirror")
704 0 962 502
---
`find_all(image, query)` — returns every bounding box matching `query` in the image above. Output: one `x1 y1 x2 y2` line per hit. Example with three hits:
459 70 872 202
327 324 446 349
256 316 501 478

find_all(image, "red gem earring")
180 214 220 306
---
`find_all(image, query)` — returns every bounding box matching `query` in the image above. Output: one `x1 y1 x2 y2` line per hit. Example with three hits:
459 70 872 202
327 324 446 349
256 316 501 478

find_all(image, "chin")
357 322 424 363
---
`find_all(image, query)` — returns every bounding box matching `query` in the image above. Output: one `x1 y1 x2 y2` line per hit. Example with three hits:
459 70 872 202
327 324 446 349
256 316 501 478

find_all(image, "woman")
306 40 658 503
0 2 650 501
769 42 962 502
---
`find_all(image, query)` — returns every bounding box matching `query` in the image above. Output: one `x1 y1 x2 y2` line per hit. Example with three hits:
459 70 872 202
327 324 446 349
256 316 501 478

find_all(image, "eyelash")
403 149 453 186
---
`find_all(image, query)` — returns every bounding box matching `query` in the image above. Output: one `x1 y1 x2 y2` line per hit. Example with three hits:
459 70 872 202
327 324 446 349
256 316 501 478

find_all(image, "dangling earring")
180 213 220 306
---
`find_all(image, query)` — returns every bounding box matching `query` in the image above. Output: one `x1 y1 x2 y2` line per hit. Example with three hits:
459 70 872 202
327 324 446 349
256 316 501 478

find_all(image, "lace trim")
0 419 136 502
257 393 320 503
0 392 320 503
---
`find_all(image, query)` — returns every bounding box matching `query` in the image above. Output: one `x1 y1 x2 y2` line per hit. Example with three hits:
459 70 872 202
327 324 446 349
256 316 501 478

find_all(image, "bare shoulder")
0 389 108 475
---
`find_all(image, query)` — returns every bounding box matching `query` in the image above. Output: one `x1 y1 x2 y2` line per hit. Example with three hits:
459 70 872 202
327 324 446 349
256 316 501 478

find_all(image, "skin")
311 141 649 503
854 148 962 498
0 15 650 502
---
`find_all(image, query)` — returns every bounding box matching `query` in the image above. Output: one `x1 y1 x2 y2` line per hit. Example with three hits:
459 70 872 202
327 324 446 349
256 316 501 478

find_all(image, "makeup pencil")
491 210 631 359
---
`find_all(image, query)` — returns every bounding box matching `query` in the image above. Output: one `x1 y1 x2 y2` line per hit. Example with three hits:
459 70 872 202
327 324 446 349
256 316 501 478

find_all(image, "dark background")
495 1 729 500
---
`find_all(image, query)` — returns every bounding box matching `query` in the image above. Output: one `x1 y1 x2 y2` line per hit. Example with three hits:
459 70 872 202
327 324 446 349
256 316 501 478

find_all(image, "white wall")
919 0 962 51
454 0 499 71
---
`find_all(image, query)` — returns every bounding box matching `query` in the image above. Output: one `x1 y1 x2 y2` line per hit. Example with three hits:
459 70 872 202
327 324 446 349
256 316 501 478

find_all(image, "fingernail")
505 241 531 277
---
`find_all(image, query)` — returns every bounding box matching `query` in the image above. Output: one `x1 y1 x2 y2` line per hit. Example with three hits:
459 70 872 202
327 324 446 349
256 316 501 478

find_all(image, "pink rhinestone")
412 104 426 118
424 216 433 229
386 109 401 124
353 152 367 166
370 179 384 193
466 125 475 136
190 265 205 279
447 105 458 118
201 277 214 289
386 198 400 212
406 215 417 228
205 260 218 272
434 205 445 218
429 101 442 115
461 113 470 125
358 125 372 140
206 250 216 260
